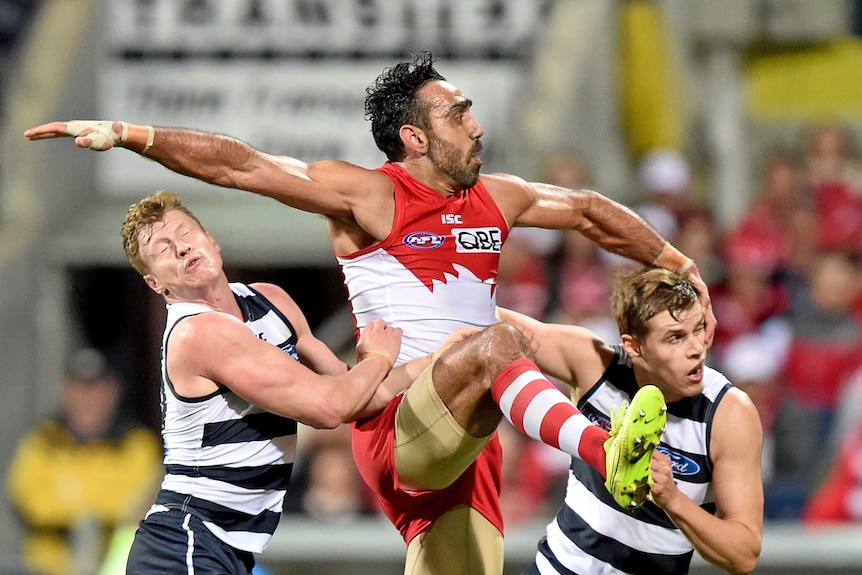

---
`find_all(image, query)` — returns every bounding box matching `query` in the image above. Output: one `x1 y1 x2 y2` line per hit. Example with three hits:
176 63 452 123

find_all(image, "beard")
427 133 482 189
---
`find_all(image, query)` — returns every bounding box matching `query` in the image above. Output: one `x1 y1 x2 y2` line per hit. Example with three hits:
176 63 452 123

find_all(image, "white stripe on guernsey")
144 504 170 519
182 513 195 575
163 436 297 468
542 518 629 575
598 386 630 410
203 521 272 555
161 475 286 515
659 416 707 455
533 553 555 574
339 250 498 364
563 475 692 555
245 308 281 328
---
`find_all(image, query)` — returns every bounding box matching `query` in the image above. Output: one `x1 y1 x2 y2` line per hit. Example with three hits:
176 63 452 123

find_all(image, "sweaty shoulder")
306 160 395 249
719 385 758 414
307 160 393 196
170 310 243 351
248 282 290 307
479 172 535 225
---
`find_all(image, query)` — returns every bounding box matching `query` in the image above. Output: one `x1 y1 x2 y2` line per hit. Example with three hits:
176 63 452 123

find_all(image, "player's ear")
144 274 166 296
400 124 428 154
621 334 642 358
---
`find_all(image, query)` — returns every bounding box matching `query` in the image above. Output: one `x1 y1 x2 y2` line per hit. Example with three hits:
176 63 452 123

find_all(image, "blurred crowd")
6 348 162 575
8 122 862 574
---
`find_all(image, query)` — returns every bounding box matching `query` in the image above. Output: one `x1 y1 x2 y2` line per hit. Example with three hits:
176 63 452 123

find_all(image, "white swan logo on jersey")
453 227 502 253
403 231 446 249
656 445 701 476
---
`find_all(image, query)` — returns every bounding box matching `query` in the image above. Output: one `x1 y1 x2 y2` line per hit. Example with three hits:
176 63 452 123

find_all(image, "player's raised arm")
24 120 387 219
487 172 716 347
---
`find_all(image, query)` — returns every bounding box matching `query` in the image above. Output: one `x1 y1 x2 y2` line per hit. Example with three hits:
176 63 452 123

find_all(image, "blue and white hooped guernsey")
529 345 731 575
148 282 300 554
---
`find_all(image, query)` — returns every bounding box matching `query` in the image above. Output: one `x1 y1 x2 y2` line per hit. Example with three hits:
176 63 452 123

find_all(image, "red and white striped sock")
492 358 609 476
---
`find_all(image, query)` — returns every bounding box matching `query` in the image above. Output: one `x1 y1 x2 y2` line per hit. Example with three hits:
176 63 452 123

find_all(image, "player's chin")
681 379 704 397
467 159 482 181
461 168 481 188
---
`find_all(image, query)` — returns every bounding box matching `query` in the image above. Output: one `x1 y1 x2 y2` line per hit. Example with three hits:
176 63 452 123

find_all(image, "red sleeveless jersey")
347 162 507 543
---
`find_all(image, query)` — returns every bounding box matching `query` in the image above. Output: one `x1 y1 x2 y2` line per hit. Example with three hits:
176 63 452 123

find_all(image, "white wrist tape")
62 120 120 151
141 125 155 154
679 258 695 275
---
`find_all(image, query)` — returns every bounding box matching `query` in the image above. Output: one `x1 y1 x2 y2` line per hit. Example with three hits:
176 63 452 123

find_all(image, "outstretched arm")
649 388 763 574
485 173 716 347
24 120 387 220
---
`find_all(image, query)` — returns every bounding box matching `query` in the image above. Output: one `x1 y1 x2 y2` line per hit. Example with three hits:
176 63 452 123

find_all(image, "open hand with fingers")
25 120 155 154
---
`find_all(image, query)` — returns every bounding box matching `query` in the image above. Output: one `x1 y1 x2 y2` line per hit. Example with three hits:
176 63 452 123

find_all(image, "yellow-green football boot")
604 384 667 509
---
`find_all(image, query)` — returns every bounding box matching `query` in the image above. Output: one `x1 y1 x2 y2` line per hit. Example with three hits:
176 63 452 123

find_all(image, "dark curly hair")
364 51 445 162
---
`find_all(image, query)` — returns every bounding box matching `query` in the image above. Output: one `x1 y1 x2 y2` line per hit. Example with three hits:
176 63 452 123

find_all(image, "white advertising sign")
104 0 550 56
96 0 547 197
97 60 521 196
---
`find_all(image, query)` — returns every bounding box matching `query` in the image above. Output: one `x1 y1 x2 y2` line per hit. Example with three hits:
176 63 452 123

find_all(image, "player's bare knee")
433 323 535 400
481 322 535 366
439 323 533 377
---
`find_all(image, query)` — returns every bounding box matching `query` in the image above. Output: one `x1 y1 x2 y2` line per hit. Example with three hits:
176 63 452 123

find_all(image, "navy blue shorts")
126 508 256 575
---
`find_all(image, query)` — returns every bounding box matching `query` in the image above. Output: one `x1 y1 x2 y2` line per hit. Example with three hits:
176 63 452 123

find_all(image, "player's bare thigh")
394 360 490 490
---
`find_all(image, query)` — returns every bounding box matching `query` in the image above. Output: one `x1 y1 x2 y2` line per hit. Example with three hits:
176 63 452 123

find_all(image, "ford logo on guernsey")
403 231 446 249
656 446 700 476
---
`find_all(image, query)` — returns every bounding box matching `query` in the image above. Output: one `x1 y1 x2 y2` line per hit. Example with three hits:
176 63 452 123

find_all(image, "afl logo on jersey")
403 231 446 249
656 446 701 476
